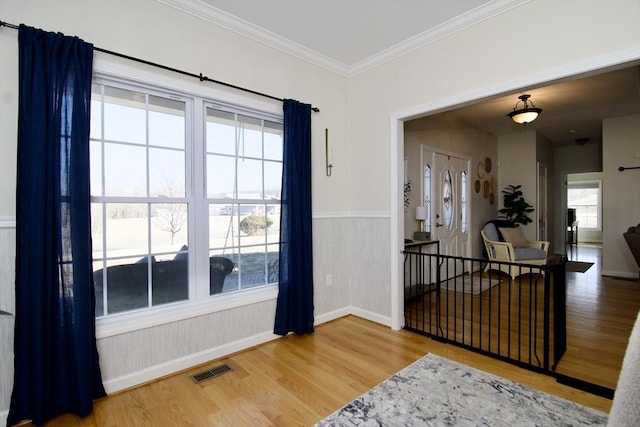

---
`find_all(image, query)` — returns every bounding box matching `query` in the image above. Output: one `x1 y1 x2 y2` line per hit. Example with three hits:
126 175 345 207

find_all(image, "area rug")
315 353 607 426
441 276 501 294
566 261 594 273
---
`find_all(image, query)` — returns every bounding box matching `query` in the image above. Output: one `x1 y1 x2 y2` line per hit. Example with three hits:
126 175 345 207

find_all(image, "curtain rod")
0 20 319 112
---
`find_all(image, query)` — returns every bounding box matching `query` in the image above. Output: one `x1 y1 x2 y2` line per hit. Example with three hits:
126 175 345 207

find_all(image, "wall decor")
477 162 485 179
475 180 481 193
485 157 492 173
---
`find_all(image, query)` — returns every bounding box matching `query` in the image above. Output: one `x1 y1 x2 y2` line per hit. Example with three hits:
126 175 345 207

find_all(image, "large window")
90 80 281 319
567 180 601 230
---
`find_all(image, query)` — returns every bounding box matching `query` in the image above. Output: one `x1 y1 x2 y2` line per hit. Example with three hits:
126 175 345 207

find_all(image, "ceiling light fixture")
507 94 542 125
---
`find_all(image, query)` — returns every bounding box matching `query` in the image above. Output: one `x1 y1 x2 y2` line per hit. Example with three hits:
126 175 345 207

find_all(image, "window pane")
568 186 599 229
206 109 236 155
264 161 282 199
237 158 263 198
264 122 283 161
266 204 280 245
207 154 235 198
151 203 188 255
443 170 454 229
209 204 237 248
91 203 104 260
90 85 102 140
152 255 188 306
103 86 146 144
90 140 103 197
148 95 185 149
237 114 263 159
104 143 147 196
105 203 149 259
461 171 467 234
94 256 150 316
424 164 432 233
149 147 185 197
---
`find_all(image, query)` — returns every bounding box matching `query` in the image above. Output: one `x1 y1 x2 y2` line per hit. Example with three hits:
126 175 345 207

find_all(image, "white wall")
602 113 640 277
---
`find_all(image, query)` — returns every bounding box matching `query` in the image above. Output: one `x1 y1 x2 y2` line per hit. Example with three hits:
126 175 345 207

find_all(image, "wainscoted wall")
0 222 16 419
0 214 393 420
348 217 391 320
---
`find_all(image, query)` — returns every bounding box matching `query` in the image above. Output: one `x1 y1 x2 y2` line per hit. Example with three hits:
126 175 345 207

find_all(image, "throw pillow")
499 227 529 248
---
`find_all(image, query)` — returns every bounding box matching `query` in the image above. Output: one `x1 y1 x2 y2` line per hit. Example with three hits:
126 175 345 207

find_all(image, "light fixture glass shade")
507 94 542 125
508 108 542 124
415 206 427 221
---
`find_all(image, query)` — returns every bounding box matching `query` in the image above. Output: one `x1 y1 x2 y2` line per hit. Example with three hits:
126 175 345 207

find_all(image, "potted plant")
499 184 534 227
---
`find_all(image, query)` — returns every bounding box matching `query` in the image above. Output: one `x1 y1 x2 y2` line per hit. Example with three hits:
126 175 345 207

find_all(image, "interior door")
428 151 469 277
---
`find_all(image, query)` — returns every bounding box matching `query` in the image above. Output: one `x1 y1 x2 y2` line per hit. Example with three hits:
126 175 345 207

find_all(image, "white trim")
96 286 278 339
156 0 348 76
0 217 16 229
101 309 381 395
389 47 640 332
102 328 281 393
602 270 639 280
349 0 529 76
349 306 393 328
0 411 6 426
156 0 529 78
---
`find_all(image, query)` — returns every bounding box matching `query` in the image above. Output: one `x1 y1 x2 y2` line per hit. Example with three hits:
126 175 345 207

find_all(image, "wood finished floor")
554 245 640 389
33 245 638 426
41 316 614 427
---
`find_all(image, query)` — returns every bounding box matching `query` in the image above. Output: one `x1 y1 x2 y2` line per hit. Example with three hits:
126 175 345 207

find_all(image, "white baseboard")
349 306 392 328
601 270 639 280
2 307 390 419
102 329 280 394
103 306 384 394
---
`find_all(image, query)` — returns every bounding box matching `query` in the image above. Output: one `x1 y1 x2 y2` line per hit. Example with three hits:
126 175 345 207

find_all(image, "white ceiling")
161 0 640 146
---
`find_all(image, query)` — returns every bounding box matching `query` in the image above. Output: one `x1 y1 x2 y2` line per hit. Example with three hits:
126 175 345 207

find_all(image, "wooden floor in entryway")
553 244 640 390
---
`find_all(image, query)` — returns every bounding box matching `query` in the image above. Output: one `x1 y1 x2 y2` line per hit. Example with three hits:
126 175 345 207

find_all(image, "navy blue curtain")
274 99 314 335
8 25 106 426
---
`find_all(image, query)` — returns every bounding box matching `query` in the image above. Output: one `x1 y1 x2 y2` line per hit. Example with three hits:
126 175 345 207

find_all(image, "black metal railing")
403 249 566 374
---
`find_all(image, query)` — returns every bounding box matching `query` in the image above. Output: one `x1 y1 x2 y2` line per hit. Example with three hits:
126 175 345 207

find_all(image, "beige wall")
602 113 640 277
1 0 639 421
498 131 538 241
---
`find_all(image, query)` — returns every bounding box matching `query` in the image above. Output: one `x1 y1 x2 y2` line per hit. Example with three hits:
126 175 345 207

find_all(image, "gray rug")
566 261 594 273
441 276 501 294
315 353 607 426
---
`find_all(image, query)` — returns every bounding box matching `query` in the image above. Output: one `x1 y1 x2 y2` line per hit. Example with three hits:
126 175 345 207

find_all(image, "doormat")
566 261 594 273
441 276 501 294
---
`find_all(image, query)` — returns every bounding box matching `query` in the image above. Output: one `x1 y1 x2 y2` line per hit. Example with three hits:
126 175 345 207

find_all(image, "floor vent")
191 364 233 384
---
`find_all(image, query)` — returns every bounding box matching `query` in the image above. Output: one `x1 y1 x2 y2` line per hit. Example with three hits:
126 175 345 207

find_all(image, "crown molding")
156 0 530 78
156 0 350 76
349 0 530 76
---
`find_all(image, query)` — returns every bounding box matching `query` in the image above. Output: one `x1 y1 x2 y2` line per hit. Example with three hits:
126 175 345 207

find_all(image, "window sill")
95 285 279 339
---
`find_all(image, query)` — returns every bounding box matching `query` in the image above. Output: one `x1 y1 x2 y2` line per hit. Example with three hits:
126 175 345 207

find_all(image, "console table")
404 240 440 301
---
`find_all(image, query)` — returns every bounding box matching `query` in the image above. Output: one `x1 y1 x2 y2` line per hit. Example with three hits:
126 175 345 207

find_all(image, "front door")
424 149 469 277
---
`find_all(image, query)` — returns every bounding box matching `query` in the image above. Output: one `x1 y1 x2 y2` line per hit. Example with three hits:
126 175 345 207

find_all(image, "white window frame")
92 57 281 339
567 179 602 231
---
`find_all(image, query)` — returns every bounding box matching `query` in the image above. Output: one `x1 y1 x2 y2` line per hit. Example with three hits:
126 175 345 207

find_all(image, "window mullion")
192 98 208 300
